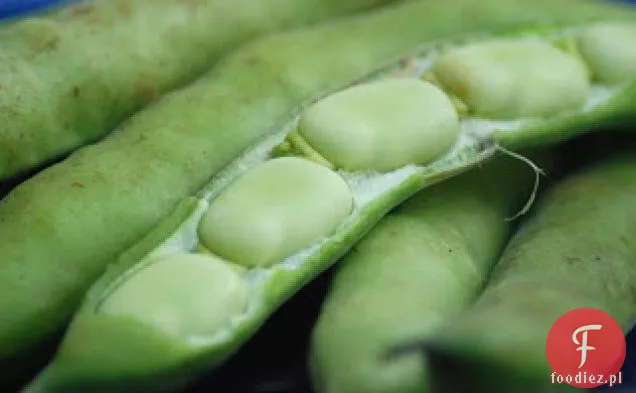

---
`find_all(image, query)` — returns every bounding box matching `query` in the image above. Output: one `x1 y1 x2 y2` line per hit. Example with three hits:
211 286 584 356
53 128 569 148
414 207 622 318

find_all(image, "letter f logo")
546 308 626 388
572 324 603 368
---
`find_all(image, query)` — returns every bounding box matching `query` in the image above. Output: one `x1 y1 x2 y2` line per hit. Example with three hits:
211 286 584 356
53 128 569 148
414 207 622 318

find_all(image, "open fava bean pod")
21 2 636 393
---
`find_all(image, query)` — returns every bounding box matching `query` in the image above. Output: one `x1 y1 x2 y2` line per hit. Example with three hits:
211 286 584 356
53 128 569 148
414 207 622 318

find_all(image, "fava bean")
433 40 590 120
99 253 248 339
578 23 636 84
198 157 354 268
296 78 459 171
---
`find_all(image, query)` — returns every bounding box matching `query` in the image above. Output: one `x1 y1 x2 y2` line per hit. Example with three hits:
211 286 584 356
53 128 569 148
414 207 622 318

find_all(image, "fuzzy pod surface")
0 0 399 180
426 153 636 393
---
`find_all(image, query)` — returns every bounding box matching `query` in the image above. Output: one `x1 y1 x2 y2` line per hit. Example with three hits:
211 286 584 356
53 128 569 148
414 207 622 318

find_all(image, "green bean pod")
3 0 636 390
424 154 636 392
0 0 397 181
310 153 541 393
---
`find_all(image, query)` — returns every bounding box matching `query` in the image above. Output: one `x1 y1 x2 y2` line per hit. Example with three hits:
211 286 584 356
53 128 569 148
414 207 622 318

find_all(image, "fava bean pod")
0 0 396 180
426 154 636 392
26 3 636 390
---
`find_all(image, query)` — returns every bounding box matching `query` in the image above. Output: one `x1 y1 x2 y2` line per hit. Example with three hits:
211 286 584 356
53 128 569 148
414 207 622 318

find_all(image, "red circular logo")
546 308 626 388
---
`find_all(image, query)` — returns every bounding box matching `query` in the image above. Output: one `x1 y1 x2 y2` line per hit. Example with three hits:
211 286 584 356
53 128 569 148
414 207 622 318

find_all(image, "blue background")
0 0 635 21
0 0 78 21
